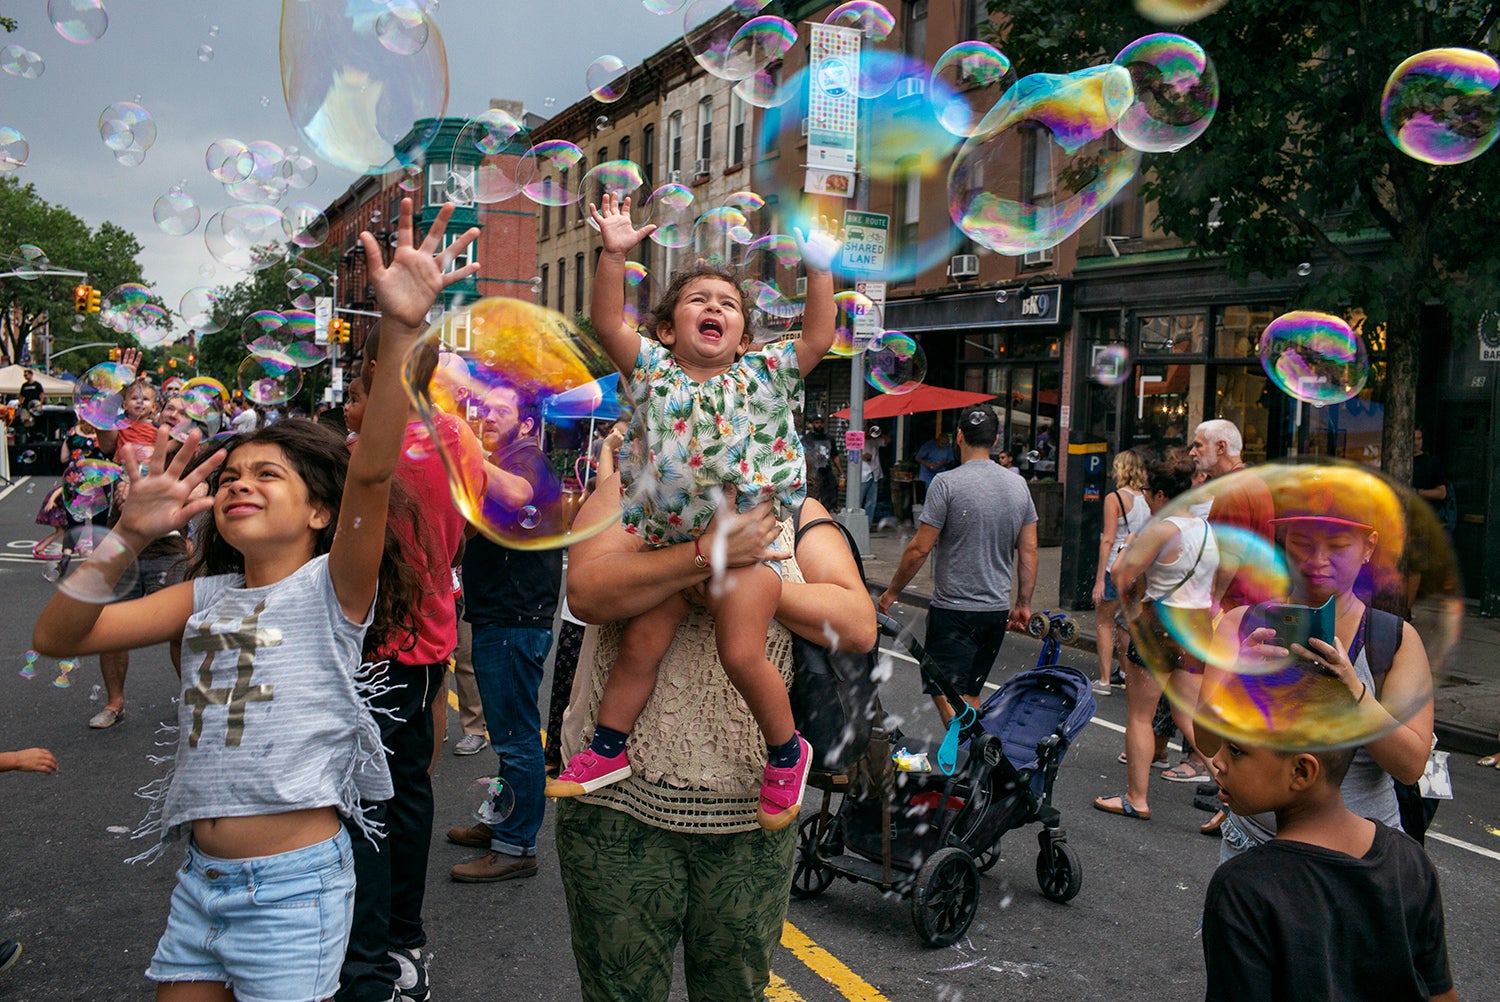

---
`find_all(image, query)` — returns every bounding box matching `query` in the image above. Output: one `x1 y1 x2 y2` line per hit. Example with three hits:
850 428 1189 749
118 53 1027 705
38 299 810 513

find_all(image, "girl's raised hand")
591 192 656 255
363 197 480 330
115 425 222 546
792 216 844 273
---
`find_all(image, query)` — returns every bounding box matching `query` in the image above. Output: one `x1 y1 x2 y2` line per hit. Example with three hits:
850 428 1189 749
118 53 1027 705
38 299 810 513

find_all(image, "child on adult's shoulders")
1201 734 1457 1002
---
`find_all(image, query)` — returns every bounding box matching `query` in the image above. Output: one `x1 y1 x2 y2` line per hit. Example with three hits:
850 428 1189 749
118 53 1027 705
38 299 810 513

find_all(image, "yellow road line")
781 922 890 1002
765 971 806 1001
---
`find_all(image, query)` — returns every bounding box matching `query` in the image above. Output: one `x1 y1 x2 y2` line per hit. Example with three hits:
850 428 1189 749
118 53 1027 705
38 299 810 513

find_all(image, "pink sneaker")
545 748 632 798
757 734 812 831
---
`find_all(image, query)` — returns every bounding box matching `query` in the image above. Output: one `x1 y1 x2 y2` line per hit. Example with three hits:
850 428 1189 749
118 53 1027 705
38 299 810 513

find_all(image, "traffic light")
187 352 195 365
74 284 89 313
87 288 101 313
328 317 348 343
109 347 121 361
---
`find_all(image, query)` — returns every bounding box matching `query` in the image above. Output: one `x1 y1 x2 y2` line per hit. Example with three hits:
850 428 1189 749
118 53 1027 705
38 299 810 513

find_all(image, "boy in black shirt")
1202 737 1457 1002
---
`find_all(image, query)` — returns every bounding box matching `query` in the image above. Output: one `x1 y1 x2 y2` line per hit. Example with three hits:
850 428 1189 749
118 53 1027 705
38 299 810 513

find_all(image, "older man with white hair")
1188 419 1274 612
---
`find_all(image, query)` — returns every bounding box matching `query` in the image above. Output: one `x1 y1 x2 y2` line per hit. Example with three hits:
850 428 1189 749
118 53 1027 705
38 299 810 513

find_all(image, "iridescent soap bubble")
153 189 201 236
1380 48 1500 166
862 54 964 179
237 351 302 405
643 0 684 12
205 205 290 272
516 141 585 206
404 298 628 550
376 5 429 55
582 160 646 221
73 362 134 430
98 101 156 154
643 183 696 247
223 140 291 203
825 0 895 38
98 283 152 335
683 0 775 81
866 331 925 393
198 44 214 62
167 386 225 441
1296 262 1313 277
280 153 320 189
0 128 28 172
282 341 329 368
825 1 902 99
12 244 50 280
587 55 631 104
1090 344 1132 385
948 65 1141 256
128 303 171 348
180 287 223 333
207 139 254 184
1124 462 1461 751
741 233 804 334
182 376 231 405
49 0 108 44
282 309 317 344
1256 310 1368 407
242 310 292 353
693 206 754 258
55 527 141 605
280 0 449 175
1 45 46 79
398 163 424 192
285 202 330 248
453 108 524 203
930 42 1011 138
1112 33 1218 153
63 460 122 520
832 289 881 356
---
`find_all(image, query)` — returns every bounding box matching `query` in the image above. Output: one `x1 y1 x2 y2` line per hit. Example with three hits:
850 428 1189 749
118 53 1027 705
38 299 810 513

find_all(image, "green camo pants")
555 799 796 1002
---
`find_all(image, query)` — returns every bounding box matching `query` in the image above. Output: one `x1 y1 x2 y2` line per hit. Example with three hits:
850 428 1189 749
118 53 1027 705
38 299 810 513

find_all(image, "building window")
539 264 549 306
697 98 714 173
904 0 927 58
596 146 608 203
1021 126 1051 203
619 135 631 171
668 112 683 179
964 0 989 38
1138 314 1207 356
539 183 551 238
557 169 569 232
442 233 473 275
556 257 566 313
427 163 475 205
641 125 655 187
895 161 921 279
574 252 585 315
576 156 589 222
729 91 746 166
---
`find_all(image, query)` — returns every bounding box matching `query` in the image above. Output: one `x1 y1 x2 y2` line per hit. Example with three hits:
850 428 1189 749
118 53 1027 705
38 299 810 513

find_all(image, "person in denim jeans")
446 384 564 881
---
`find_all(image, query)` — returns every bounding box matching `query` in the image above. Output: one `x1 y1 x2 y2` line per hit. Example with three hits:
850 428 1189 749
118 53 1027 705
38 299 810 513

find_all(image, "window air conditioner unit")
794 275 808 296
1022 247 1053 267
799 117 810 137
895 77 925 100
948 254 980 279
694 158 711 176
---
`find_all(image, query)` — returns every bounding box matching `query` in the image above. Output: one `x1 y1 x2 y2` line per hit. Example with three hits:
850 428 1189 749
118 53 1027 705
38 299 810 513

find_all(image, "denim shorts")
147 830 356 1002
1101 569 1119 602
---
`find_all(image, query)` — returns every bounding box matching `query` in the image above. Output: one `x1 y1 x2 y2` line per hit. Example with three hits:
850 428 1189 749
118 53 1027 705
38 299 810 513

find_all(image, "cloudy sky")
1 0 686 343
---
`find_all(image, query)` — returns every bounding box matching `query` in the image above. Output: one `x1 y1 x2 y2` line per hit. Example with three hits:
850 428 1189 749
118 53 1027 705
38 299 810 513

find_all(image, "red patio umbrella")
831 384 995 420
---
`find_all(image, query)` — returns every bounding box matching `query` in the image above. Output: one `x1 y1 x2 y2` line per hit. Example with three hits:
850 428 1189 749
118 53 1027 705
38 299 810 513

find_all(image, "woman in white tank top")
1091 449 1151 691
1094 459 1220 822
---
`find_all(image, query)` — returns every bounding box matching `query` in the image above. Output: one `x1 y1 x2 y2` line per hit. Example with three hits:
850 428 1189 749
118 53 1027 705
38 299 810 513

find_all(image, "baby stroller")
791 613 1096 946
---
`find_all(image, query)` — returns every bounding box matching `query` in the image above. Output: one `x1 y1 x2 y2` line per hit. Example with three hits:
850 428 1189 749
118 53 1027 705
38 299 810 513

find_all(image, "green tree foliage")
0 178 156 372
987 0 1500 479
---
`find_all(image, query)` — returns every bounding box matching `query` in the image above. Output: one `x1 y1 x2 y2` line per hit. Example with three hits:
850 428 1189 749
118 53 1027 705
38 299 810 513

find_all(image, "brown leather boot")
450 852 538 883
445 821 493 848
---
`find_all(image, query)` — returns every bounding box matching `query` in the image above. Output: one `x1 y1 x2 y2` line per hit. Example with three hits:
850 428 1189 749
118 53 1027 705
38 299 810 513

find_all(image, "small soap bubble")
1089 344 1132 386
529 276 543 294
153 190 201 236
1296 262 1312 277
260 95 270 107
1380 48 1500 166
865 332 926 394
376 6 429 56
517 506 540 530
587 55 630 104
1256 310 1368 407
994 289 1009 303
209 24 220 37
197 44 214 62
353 517 363 529
0 45 46 79
472 775 516 823
19 651 39 679
595 115 610 132
49 0 109 44
0 126 30 172
643 183 696 247
89 684 103 703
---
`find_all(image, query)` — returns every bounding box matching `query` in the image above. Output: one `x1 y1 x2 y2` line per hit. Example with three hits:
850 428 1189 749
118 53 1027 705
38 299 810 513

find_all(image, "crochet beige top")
562 519 802 833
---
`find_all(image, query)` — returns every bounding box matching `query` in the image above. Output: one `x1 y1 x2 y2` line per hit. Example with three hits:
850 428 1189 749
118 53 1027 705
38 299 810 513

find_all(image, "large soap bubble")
1133 0 1226 25
49 0 108 44
280 0 449 175
1123 462 1461 751
73 362 135 430
1112 33 1219 153
643 183 696 247
403 298 628 550
1380 48 1500 166
682 0 775 81
948 65 1140 257
0 127 28 172
1256 310 1368 407
587 55 631 104
930 42 1011 138
865 332 926 394
205 204 290 273
237 352 302 405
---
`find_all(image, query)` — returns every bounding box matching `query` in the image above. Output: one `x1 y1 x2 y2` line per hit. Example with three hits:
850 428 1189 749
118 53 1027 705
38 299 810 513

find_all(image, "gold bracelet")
693 536 707 570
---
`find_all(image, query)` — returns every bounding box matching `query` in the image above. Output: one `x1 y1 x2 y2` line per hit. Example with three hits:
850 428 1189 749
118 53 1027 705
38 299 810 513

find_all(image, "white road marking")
0 476 31 502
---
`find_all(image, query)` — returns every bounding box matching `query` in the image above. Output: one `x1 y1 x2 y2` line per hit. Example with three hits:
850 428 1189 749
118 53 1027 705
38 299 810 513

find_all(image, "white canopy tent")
0 365 75 398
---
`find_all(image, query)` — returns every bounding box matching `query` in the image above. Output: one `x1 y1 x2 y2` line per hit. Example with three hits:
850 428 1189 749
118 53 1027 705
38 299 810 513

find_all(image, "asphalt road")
0 472 1496 1001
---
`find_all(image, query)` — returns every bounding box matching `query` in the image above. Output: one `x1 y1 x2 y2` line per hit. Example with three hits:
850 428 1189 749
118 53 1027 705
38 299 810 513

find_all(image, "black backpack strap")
1363 608 1404 697
794 514 869 586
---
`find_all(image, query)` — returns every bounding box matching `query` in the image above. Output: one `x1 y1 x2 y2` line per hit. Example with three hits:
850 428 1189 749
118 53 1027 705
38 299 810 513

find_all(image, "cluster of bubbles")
62 459 122 520
1123 462 1460 751
98 100 156 167
1255 310 1369 407
1380 47 1500 166
49 0 108 44
280 0 449 176
0 44 45 79
230 306 335 403
71 361 135 430
99 283 170 346
404 298 630 549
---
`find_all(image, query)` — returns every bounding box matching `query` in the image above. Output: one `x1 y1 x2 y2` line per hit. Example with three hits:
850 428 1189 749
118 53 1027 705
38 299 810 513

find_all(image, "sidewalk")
861 524 1500 754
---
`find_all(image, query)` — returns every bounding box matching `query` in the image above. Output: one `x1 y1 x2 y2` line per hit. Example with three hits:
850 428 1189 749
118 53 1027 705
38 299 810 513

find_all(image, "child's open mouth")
698 319 723 340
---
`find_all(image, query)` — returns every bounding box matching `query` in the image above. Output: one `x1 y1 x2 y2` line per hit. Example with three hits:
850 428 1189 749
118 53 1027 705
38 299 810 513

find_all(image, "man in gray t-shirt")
878 405 1038 722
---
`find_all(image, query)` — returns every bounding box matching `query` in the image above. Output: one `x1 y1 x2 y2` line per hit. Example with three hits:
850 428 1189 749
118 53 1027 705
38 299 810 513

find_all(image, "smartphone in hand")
1247 595 1337 671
